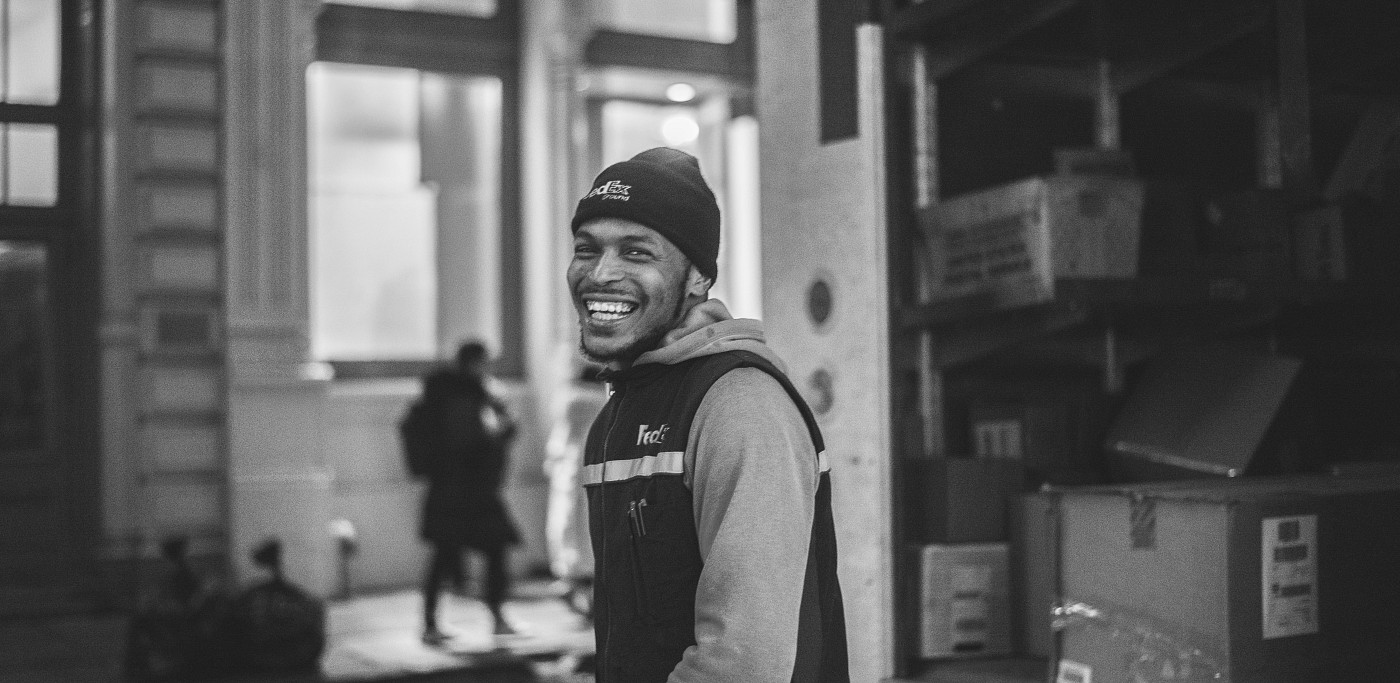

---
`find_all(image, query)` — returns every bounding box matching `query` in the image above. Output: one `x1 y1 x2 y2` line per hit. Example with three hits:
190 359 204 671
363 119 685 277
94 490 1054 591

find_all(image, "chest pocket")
626 488 701 627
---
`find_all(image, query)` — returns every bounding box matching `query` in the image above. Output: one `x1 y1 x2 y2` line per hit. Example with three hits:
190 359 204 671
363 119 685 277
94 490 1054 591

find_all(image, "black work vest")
583 350 849 683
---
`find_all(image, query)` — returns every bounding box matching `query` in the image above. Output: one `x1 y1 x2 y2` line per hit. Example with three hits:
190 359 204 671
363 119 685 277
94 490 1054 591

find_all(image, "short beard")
578 281 690 366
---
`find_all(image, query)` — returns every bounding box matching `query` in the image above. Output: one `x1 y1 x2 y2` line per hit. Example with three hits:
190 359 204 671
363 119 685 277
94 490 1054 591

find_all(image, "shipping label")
1261 514 1319 639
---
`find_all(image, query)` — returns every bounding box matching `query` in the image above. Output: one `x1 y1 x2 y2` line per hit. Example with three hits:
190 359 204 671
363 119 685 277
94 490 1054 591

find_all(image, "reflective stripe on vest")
583 450 832 487
582 451 684 485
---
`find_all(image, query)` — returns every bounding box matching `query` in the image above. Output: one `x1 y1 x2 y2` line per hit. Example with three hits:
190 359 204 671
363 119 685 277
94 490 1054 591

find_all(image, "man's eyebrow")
616 234 660 247
573 226 664 249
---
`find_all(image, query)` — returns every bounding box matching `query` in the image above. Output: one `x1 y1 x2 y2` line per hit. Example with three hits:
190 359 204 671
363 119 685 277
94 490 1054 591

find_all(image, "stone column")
223 0 334 596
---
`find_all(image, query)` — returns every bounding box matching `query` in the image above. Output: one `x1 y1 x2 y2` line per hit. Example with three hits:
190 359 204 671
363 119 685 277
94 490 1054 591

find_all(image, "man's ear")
685 266 713 299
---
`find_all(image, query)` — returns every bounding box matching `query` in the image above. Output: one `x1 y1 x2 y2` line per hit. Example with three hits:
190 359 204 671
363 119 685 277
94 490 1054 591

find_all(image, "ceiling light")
665 83 697 103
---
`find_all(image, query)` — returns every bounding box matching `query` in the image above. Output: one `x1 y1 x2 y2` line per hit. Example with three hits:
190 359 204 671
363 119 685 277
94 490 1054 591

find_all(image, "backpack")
399 400 436 478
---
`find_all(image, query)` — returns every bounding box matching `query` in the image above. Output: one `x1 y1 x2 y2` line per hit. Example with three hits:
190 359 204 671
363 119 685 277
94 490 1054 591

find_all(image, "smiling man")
567 147 848 683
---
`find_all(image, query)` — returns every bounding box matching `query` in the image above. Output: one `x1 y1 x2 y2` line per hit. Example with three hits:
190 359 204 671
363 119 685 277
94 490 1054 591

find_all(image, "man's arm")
670 368 818 683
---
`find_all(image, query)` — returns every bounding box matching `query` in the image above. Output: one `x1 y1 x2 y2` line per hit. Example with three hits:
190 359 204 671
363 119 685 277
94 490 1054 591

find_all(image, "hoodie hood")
629 298 788 374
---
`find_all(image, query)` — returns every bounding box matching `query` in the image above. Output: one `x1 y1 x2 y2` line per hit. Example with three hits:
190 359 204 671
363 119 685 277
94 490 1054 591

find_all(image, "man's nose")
585 251 626 284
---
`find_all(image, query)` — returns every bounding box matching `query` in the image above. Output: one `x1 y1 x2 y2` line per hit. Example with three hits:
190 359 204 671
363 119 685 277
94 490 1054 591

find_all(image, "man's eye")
624 248 651 258
573 243 597 255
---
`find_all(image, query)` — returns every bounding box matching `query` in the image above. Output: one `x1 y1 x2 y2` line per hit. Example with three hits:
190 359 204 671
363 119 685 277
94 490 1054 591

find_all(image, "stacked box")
913 543 1012 659
1053 474 1400 682
923 175 1144 310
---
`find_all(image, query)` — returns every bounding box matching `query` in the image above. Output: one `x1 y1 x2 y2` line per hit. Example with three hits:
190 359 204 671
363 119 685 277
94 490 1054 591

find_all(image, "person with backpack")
401 340 520 644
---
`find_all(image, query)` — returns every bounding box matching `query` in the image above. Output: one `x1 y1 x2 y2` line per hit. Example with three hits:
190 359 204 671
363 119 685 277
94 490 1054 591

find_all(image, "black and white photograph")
2 1 1399 681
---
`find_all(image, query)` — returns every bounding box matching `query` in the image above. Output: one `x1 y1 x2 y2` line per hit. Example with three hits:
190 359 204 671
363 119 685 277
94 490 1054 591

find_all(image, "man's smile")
583 298 638 322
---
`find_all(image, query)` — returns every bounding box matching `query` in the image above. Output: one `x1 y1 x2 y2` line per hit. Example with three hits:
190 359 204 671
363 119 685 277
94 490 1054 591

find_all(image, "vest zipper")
599 384 624 680
627 498 649 620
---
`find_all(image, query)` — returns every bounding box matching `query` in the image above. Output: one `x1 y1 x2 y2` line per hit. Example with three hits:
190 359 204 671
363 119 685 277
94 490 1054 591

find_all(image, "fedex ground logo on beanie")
586 180 631 201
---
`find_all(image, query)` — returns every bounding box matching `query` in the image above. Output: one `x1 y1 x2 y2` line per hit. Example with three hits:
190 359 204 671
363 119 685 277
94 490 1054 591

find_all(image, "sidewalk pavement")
0 580 594 683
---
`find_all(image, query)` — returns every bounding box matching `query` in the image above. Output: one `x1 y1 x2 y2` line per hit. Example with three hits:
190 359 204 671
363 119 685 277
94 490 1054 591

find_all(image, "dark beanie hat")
571 147 721 281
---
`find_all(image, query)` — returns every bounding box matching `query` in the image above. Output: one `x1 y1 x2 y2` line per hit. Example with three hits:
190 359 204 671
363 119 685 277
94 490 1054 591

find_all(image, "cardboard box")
1103 345 1302 481
923 176 1144 309
914 543 1013 660
904 458 1025 543
1009 492 1057 658
1052 475 1400 682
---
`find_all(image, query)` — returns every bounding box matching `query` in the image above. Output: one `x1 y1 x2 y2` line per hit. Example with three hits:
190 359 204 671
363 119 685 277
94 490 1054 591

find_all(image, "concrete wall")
756 6 895 680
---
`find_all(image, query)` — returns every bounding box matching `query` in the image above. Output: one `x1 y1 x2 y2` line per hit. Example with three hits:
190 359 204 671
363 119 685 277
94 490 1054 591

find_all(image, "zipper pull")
636 498 648 536
628 500 642 538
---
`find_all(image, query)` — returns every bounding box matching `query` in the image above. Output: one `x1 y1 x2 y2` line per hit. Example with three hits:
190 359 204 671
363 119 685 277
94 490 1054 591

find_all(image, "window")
311 2 520 376
1 0 61 207
1 0 77 457
308 63 503 363
2 0 60 105
0 0 100 558
1 123 58 206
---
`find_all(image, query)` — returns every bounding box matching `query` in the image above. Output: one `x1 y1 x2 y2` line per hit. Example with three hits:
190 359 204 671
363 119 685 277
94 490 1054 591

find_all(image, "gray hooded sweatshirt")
621 299 824 682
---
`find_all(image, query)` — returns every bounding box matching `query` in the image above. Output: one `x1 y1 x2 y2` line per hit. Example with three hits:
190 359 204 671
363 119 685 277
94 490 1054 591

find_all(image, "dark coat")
415 370 520 550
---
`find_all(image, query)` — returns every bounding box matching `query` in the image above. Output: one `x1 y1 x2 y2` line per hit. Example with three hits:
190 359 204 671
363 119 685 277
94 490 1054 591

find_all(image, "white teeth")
585 299 635 322
586 300 636 316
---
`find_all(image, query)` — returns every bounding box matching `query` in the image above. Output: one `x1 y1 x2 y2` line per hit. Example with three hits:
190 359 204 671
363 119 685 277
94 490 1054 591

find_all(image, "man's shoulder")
693 354 822 448
702 365 797 413
691 367 818 460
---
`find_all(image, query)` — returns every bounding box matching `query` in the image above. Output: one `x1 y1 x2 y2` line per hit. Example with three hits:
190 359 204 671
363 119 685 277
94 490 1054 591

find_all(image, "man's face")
567 217 692 366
